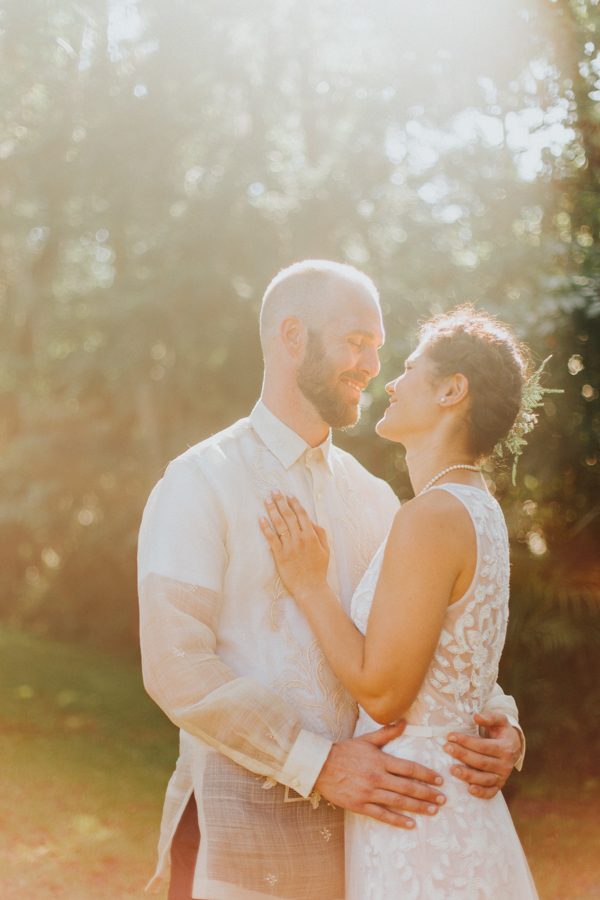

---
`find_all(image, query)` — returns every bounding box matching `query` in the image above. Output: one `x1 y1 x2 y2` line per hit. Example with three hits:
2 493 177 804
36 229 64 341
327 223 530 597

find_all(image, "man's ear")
279 316 305 359
439 372 470 407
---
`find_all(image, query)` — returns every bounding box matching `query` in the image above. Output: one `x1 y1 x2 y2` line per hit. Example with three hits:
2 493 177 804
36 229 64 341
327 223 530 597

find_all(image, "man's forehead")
326 288 384 334
325 311 384 342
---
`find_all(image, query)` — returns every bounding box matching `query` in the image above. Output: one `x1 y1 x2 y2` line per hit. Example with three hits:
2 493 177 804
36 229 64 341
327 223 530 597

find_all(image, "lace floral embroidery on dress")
346 486 538 900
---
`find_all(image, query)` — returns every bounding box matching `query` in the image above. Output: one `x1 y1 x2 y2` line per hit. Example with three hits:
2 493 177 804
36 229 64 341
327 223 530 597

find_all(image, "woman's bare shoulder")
388 488 474 548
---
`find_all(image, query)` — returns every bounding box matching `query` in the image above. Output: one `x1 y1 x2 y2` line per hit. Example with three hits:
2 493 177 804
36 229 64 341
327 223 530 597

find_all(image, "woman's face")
376 342 442 442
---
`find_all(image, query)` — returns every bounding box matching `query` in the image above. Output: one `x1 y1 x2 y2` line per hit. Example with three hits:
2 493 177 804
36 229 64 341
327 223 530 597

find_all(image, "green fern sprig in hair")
494 355 563 485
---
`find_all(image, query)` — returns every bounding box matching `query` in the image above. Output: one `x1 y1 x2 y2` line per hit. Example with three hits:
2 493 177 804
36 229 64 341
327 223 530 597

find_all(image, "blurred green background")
1 0 599 896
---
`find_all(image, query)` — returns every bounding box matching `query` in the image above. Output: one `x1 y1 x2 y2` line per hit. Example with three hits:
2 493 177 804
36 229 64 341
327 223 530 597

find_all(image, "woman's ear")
279 316 305 359
438 372 469 407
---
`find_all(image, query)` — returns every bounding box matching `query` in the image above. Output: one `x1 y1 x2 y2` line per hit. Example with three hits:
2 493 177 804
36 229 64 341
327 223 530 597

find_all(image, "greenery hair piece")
494 356 563 485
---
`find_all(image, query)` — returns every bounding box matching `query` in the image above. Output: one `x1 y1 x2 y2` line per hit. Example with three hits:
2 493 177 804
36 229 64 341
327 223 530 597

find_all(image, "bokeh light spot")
527 531 548 556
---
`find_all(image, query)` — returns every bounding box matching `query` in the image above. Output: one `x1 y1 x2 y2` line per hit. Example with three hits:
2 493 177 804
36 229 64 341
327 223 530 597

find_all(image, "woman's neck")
405 437 482 497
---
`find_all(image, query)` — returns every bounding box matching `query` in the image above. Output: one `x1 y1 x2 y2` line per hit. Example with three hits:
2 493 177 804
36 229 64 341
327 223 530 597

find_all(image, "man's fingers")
361 803 416 830
446 733 504 758
450 765 501 788
379 774 446 805
374 783 445 813
444 742 510 774
384 754 444 787
360 721 406 747
468 785 499 799
473 711 508 730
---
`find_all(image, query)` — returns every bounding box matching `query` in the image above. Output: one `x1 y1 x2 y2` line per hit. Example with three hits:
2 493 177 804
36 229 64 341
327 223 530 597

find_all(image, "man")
138 260 524 900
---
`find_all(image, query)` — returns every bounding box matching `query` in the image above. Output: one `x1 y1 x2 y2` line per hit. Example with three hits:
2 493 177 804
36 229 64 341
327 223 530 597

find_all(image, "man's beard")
297 330 363 429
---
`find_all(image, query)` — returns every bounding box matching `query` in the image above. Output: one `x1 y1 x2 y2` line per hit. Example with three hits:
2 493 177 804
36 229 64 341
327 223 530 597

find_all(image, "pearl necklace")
417 464 481 496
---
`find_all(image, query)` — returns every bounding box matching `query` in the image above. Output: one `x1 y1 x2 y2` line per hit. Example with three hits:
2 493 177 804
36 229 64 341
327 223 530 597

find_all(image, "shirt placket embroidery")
304 449 340 599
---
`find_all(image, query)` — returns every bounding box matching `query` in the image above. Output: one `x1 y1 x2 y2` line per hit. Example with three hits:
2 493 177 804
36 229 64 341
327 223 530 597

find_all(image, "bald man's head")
259 260 380 353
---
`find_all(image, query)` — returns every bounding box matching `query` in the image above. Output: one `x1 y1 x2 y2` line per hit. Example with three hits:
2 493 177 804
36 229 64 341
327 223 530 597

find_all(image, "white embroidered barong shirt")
138 401 523 900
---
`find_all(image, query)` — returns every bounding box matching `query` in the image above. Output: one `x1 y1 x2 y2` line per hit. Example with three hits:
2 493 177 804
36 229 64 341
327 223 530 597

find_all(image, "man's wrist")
281 729 333 798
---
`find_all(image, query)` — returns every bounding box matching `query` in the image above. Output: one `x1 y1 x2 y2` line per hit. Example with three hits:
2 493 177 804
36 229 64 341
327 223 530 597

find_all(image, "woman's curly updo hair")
418 305 531 460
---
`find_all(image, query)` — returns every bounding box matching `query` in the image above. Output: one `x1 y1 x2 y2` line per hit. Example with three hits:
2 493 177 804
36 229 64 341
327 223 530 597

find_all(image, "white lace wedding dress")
346 484 538 900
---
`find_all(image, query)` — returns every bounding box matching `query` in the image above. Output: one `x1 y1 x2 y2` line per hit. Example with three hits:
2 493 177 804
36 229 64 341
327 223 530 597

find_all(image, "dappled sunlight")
1 0 599 896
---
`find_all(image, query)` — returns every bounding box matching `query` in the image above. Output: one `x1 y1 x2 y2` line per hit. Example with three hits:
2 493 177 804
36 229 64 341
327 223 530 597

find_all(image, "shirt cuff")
505 715 526 771
280 729 333 798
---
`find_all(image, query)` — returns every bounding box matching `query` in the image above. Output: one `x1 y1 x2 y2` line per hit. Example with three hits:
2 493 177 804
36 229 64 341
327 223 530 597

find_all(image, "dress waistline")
401 723 478 737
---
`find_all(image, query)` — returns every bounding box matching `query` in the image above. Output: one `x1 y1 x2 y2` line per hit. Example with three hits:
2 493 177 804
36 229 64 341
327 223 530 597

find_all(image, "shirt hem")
145 783 194 893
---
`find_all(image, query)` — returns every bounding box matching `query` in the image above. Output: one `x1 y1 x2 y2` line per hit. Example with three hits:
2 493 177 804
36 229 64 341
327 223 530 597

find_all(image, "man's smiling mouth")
341 376 366 395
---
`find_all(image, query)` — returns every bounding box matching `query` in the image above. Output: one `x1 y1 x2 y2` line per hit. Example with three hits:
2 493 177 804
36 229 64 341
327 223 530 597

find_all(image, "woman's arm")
261 490 474 725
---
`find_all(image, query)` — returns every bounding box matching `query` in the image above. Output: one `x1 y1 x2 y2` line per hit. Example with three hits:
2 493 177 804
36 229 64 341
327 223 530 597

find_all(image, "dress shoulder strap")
426 483 494 515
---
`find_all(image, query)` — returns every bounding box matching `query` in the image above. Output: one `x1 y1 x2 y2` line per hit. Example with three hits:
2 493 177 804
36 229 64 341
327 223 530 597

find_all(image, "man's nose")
361 346 381 379
385 380 394 395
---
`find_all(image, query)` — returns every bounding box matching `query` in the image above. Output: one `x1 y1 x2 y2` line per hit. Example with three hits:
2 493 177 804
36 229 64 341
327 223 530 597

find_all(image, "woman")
260 306 538 899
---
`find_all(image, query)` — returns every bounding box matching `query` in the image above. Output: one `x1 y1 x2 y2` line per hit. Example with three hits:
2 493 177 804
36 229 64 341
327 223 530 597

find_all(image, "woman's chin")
375 417 397 441
376 413 408 444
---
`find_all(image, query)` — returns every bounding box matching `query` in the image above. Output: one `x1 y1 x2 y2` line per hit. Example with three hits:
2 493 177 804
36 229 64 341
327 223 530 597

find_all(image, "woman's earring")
439 397 446 403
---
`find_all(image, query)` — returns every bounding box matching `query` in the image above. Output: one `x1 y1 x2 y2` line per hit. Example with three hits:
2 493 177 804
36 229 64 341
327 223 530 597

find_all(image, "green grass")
510 777 600 899
1 626 599 899
0 627 175 899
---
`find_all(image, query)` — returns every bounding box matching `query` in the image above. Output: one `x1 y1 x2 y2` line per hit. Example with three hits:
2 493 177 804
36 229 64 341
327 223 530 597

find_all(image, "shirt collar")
249 400 334 474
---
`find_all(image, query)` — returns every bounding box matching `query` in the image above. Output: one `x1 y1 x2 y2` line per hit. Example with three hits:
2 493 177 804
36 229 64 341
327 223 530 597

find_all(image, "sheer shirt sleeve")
483 682 525 771
138 456 332 797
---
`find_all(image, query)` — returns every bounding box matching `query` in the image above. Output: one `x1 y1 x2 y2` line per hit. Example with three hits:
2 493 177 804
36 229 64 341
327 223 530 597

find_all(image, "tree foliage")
1 0 598 764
